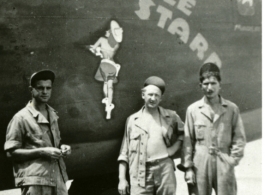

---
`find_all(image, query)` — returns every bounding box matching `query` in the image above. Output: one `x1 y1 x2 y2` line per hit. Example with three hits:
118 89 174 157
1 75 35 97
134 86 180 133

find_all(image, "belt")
208 146 220 155
146 157 169 165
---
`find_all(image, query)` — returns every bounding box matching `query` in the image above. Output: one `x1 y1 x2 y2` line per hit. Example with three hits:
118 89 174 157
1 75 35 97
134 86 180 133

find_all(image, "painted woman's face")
105 30 110 37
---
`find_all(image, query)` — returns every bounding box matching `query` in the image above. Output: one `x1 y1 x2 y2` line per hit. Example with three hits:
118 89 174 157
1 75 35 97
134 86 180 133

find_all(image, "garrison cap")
30 69 55 86
144 76 165 94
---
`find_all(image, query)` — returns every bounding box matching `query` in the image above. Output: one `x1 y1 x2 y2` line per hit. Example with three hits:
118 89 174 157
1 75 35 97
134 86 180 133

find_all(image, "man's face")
200 76 221 99
142 85 162 109
31 80 52 103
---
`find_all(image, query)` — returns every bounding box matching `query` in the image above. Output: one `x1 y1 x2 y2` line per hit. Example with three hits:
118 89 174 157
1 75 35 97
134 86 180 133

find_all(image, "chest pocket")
194 121 206 140
129 132 140 152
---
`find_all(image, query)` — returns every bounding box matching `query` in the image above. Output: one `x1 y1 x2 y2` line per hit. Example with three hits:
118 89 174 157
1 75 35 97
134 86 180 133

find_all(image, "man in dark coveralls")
4 70 71 195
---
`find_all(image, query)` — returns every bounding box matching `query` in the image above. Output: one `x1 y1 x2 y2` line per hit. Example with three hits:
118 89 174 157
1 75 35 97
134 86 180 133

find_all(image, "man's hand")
60 144 71 157
167 146 175 157
41 147 63 160
167 140 182 157
118 179 129 195
185 168 196 185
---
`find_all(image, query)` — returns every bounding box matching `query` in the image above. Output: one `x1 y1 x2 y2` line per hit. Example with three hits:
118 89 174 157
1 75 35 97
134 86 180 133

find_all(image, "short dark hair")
199 63 221 83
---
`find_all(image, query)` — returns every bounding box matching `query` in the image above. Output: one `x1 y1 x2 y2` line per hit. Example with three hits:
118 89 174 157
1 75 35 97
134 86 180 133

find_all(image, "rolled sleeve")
4 115 24 151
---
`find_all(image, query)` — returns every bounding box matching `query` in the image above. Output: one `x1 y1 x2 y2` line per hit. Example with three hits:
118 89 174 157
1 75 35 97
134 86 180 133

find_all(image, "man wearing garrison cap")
118 76 184 195
178 63 246 195
4 70 71 195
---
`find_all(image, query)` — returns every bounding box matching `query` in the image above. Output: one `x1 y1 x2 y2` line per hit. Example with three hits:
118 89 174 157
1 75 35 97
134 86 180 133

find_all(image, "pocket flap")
194 120 206 126
130 133 140 140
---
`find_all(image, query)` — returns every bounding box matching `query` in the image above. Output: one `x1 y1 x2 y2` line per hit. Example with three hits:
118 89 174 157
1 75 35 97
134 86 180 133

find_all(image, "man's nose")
43 88 47 93
151 95 156 100
207 84 213 90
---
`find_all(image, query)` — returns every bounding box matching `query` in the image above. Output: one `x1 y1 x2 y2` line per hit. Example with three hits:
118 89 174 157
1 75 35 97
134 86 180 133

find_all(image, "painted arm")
90 37 104 50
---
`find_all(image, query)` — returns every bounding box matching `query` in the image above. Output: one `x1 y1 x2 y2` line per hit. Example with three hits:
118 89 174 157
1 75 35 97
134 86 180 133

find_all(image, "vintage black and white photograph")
0 0 262 195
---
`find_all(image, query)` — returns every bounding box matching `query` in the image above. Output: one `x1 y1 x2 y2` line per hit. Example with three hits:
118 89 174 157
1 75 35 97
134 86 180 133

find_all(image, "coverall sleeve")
175 113 184 141
4 115 24 151
117 117 131 163
177 106 195 171
230 106 246 165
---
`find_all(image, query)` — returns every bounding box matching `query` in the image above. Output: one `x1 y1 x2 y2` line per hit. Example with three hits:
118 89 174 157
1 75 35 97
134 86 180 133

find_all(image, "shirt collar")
133 106 170 120
198 95 228 108
26 101 57 123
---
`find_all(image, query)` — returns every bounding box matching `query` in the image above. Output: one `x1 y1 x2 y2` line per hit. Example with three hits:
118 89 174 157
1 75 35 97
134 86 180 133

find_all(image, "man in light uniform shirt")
118 76 184 195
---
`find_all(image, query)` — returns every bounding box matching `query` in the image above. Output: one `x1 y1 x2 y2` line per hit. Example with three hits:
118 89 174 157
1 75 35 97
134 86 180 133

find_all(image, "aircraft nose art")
237 0 255 16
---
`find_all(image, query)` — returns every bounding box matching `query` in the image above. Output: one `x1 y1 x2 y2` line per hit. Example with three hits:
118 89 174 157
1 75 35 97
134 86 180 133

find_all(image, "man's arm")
167 140 182 157
118 161 129 195
230 106 246 165
117 118 131 195
167 112 184 157
177 106 196 184
7 147 63 161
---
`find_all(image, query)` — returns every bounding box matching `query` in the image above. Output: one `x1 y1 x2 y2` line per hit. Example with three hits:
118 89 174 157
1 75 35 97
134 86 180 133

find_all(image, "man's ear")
199 83 202 89
29 86 33 92
141 92 145 99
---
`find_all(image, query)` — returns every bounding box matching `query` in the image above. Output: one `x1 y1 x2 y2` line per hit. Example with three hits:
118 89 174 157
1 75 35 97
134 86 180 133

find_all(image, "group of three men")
4 63 246 195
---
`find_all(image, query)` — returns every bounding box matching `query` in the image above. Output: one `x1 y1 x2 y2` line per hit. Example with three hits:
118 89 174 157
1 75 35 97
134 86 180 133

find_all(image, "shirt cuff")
117 154 128 163
177 161 194 172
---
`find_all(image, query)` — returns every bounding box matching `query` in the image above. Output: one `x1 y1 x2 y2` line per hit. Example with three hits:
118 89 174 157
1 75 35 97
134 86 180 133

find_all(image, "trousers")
21 162 68 195
131 157 176 195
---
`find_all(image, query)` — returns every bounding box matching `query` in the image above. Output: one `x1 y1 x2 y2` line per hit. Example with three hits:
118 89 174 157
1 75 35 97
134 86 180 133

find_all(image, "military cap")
144 76 165 94
30 69 55 86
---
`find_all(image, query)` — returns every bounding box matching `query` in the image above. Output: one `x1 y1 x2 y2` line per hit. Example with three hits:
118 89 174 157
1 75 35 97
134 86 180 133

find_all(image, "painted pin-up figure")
87 20 123 119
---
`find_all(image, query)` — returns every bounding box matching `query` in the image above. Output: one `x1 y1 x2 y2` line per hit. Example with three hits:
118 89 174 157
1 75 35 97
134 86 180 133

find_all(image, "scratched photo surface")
0 0 261 195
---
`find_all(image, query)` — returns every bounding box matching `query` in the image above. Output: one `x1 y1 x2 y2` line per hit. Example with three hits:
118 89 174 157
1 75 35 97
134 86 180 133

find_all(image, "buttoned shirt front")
118 106 184 187
4 102 68 187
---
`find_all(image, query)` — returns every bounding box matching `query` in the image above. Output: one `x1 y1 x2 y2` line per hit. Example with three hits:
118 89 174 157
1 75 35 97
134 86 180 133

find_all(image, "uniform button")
140 152 142 155
53 170 55 173
141 143 143 145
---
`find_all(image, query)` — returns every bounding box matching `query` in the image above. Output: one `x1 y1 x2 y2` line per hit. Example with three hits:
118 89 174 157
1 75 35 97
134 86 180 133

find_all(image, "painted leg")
106 80 114 119
102 82 108 107
115 64 121 77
